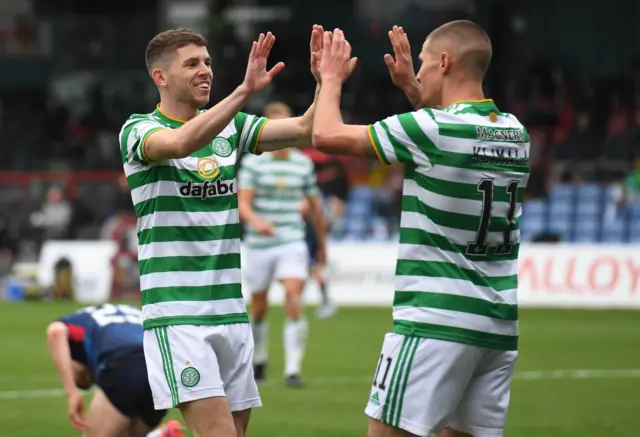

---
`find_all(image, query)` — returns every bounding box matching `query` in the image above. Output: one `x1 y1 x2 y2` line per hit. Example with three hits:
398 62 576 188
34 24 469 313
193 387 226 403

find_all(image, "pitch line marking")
2 369 640 399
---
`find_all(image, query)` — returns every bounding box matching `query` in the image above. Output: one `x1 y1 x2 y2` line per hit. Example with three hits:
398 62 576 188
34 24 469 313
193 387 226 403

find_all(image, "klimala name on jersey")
180 179 235 200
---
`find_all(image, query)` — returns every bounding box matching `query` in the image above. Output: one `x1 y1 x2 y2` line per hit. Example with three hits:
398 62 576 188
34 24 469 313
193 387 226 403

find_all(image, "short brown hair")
428 20 492 80
145 28 207 72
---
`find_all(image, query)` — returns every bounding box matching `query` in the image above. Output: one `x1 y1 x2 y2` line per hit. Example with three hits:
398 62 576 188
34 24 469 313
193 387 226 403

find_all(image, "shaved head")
426 20 492 80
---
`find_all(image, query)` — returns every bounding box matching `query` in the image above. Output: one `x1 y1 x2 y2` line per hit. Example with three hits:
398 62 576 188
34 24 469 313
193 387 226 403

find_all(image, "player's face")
416 39 444 108
166 44 213 108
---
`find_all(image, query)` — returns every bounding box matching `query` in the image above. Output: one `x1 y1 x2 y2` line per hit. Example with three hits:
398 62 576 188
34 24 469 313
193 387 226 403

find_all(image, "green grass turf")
0 301 639 436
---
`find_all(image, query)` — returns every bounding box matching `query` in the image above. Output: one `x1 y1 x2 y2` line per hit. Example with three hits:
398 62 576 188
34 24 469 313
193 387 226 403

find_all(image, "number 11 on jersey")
466 179 519 256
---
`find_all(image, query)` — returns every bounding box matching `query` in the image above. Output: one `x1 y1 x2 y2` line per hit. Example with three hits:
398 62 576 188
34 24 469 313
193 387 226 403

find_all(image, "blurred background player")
301 195 335 319
45 303 183 437
238 101 327 387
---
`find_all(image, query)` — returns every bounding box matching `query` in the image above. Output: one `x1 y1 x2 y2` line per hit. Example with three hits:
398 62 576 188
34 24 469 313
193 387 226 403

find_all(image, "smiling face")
162 44 212 108
145 29 211 109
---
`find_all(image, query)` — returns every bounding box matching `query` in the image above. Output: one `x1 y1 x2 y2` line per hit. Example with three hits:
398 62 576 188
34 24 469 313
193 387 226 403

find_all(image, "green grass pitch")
1 301 639 436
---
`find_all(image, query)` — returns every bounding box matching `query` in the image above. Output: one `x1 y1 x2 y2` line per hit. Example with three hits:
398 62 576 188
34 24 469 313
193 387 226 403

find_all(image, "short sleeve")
237 156 257 190
119 118 165 166
367 109 438 169
234 112 269 155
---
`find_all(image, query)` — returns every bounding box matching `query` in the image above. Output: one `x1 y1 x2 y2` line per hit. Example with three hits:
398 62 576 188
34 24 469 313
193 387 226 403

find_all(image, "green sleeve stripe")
380 120 414 165
368 124 391 165
251 118 269 154
140 127 165 163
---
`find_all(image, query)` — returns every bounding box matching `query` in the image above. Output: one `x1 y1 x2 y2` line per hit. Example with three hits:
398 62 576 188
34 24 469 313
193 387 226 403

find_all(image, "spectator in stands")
30 185 73 242
604 154 640 224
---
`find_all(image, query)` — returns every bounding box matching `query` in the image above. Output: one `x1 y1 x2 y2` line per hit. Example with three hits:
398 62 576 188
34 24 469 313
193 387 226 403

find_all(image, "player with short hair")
119 25 338 437
45 303 183 437
238 101 327 388
312 22 529 437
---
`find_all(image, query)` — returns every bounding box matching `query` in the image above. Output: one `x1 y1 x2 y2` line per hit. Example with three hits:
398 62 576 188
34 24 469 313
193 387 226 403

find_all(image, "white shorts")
365 333 518 437
245 241 309 292
143 323 261 411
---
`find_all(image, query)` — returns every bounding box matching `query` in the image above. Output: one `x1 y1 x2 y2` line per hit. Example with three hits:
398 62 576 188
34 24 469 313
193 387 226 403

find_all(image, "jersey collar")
443 99 499 115
153 105 186 128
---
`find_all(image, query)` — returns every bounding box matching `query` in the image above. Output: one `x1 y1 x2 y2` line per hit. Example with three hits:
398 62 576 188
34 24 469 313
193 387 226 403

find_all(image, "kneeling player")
46 303 183 437
238 102 327 387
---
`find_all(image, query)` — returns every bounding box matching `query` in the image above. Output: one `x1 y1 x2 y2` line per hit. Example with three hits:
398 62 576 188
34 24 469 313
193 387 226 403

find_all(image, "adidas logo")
369 392 380 406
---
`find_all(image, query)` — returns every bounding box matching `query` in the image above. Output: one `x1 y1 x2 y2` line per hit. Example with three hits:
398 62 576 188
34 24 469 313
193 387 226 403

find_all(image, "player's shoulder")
119 111 164 138
57 308 91 326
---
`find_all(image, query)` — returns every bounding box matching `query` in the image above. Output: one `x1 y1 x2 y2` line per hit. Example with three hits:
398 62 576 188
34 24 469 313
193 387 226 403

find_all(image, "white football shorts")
365 333 518 437
143 323 261 411
245 241 309 292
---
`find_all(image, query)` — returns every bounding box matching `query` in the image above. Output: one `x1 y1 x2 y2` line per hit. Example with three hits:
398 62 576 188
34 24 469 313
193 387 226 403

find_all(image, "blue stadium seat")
549 184 576 202
344 187 375 238
576 183 602 202
630 202 640 219
548 199 574 218
522 199 546 217
602 217 626 243
548 218 572 241
575 201 601 218
630 228 640 243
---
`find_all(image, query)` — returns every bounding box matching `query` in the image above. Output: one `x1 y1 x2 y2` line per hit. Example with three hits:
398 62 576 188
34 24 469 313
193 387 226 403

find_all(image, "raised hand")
310 24 324 83
383 26 421 106
384 26 419 88
243 32 285 94
318 28 358 83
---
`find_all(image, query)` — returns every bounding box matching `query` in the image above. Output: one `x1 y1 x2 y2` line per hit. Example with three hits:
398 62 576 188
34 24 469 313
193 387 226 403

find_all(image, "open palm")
243 32 285 93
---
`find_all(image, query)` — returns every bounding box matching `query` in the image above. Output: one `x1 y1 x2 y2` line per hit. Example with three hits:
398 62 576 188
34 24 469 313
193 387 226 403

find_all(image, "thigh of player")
447 349 518 437
143 325 261 432
144 323 261 411
82 387 132 437
365 334 485 437
274 241 309 284
97 350 167 435
245 247 277 293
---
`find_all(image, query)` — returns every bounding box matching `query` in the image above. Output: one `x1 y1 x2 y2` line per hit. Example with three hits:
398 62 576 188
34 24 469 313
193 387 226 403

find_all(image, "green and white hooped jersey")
119 106 267 330
238 150 319 249
368 100 530 351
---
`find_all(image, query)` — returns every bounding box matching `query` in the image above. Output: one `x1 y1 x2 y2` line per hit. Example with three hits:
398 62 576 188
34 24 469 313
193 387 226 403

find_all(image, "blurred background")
0 0 639 436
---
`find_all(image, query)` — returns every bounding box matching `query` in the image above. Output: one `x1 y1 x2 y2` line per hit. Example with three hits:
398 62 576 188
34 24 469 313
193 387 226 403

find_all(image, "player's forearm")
173 84 252 157
297 83 322 143
258 84 320 152
311 79 345 154
46 326 79 395
238 197 263 228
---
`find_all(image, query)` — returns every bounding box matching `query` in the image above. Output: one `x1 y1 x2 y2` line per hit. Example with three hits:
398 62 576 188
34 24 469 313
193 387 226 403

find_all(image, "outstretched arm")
311 29 375 158
46 322 87 431
256 84 320 152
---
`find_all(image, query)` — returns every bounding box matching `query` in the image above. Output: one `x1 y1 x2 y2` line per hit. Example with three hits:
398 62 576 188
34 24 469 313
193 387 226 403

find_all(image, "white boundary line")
1 369 639 400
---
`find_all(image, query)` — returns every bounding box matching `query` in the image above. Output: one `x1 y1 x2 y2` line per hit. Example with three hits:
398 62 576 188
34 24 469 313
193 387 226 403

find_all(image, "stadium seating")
338 183 640 243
